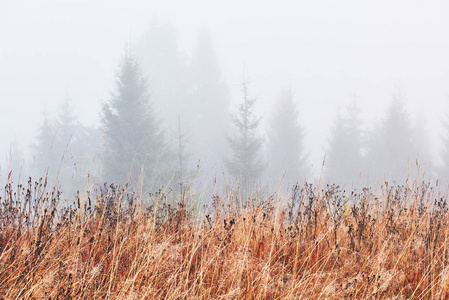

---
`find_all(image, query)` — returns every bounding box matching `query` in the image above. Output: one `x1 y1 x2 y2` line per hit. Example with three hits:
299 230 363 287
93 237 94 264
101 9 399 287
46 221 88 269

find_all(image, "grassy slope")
0 179 448 299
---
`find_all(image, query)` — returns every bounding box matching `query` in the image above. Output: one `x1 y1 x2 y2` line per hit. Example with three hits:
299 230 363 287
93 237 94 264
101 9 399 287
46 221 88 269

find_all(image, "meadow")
1 176 449 299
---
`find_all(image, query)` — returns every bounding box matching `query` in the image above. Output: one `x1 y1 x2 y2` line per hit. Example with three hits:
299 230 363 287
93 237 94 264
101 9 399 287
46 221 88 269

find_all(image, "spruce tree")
75 125 103 186
226 80 264 186
365 95 416 181
54 96 79 190
411 113 432 170
137 22 188 130
267 89 308 186
33 111 58 178
56 96 78 152
187 30 230 178
325 101 364 186
101 49 166 186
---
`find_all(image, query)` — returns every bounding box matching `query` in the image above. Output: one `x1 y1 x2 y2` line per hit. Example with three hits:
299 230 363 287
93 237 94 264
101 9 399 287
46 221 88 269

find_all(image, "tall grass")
0 176 449 299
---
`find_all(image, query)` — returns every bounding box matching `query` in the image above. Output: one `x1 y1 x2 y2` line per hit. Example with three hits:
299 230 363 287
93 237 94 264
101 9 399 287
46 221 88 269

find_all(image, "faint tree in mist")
32 98 76 183
226 80 264 187
101 49 167 186
32 97 102 192
187 30 231 178
267 89 308 187
365 95 424 182
137 25 230 185
55 96 105 191
410 112 432 173
53 96 79 189
138 23 195 185
175 115 192 183
56 96 78 149
137 22 188 131
73 125 103 185
33 110 58 178
325 101 364 186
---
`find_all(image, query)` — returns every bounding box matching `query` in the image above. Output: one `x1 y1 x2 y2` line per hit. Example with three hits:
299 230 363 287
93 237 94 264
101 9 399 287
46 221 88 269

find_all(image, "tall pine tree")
226 80 264 186
187 30 231 179
56 96 78 152
267 89 308 187
365 95 416 181
54 95 79 190
101 49 167 186
325 101 364 186
137 22 188 131
33 110 58 179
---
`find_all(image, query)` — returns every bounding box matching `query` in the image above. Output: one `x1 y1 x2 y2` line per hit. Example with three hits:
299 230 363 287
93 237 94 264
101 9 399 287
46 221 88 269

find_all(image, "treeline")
1 23 448 194
325 96 435 187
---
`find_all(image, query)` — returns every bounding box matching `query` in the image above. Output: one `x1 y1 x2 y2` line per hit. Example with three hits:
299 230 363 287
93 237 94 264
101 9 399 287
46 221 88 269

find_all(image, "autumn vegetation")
1 175 449 299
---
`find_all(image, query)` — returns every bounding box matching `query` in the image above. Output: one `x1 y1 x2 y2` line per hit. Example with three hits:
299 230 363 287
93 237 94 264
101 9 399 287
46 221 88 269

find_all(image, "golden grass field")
1 177 449 299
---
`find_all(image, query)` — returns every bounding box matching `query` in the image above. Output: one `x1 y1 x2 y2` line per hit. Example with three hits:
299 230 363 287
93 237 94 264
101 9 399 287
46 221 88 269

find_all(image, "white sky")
1 0 449 171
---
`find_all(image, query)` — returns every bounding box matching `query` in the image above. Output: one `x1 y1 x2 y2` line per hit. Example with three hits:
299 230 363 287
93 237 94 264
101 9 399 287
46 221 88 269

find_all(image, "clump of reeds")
0 177 448 299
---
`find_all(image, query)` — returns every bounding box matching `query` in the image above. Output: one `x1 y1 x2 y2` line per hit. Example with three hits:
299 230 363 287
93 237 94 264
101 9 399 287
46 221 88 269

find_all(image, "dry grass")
1 177 449 299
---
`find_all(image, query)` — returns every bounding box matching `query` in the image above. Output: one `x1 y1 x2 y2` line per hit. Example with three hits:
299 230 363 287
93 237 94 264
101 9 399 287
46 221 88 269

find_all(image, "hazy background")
1 0 448 190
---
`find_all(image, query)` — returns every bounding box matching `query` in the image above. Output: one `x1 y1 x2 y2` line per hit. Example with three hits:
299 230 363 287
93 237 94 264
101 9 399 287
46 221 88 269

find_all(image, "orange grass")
1 178 449 299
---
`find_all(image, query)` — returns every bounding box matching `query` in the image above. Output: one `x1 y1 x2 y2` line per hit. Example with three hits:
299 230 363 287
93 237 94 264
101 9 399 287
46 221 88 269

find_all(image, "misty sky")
1 0 449 172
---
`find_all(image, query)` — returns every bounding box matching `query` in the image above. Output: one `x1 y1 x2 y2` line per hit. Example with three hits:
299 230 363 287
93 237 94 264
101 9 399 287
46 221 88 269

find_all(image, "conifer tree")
365 95 416 181
33 111 58 178
187 30 231 177
176 115 191 182
411 113 432 169
137 22 188 130
267 89 308 186
325 102 364 186
56 96 78 152
226 80 264 186
101 49 167 186
75 125 103 186
54 96 79 190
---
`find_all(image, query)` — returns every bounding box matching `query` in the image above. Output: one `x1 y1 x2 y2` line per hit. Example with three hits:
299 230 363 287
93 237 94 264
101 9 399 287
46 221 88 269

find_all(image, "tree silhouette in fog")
53 96 79 189
33 110 57 178
32 97 100 191
226 80 264 186
137 22 188 131
137 25 230 183
56 96 78 152
187 30 231 177
267 89 308 187
55 96 104 191
101 49 167 186
325 101 364 186
365 95 417 181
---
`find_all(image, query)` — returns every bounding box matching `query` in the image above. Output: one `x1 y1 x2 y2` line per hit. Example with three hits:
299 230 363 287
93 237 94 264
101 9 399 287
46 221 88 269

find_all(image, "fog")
1 0 449 194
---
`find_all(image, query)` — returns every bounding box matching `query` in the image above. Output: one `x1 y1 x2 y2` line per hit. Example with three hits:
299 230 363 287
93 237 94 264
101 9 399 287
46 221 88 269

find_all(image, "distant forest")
2 23 448 196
